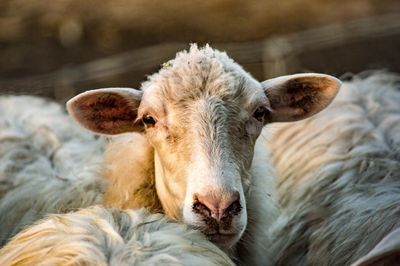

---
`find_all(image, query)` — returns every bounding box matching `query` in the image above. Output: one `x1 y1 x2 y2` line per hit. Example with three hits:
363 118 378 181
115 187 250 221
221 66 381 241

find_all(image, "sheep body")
0 46 284 265
0 45 339 265
0 206 234 266
267 72 400 265
0 96 106 245
0 88 277 265
0 97 278 264
0 97 234 264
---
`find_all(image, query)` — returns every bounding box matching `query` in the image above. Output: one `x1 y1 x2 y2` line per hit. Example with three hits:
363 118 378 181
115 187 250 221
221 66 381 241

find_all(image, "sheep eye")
253 107 267 122
142 115 156 125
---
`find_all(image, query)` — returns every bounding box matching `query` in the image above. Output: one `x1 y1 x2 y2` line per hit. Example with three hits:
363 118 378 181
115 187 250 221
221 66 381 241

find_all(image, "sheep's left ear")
67 88 143 135
262 73 341 122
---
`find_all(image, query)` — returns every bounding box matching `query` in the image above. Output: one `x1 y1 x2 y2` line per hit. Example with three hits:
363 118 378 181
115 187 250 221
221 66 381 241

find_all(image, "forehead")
140 46 265 110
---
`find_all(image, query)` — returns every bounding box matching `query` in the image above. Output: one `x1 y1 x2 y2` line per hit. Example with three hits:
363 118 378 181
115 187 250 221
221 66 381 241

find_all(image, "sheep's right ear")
262 73 341 122
351 228 400 266
67 88 143 135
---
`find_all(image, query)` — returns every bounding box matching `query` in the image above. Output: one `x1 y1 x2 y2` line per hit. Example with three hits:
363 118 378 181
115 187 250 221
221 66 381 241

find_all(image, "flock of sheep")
0 45 399 265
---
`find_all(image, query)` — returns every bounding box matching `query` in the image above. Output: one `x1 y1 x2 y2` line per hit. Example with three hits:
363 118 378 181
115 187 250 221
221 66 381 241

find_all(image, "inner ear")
67 88 143 135
262 73 341 122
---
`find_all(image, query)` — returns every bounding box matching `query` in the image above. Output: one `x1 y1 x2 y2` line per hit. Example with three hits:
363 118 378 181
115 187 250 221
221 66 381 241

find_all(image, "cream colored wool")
0 206 234 266
0 96 106 246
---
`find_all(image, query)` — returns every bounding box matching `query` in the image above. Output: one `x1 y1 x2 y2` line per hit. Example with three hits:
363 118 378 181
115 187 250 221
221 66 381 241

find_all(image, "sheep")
266 72 400 265
0 206 234 266
0 44 341 264
0 95 106 245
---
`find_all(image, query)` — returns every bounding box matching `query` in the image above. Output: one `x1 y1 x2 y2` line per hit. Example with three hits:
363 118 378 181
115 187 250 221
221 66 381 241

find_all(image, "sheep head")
67 44 341 249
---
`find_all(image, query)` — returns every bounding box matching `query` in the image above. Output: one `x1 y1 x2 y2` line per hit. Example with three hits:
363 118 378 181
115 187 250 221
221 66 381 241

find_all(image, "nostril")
223 198 242 218
192 200 211 218
192 192 242 221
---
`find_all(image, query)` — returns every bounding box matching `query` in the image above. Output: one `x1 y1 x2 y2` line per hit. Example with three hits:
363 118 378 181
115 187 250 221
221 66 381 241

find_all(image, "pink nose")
193 191 241 222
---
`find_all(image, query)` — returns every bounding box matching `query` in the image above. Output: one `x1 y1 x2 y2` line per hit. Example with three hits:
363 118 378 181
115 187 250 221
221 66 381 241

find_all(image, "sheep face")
67 45 341 249
139 70 265 249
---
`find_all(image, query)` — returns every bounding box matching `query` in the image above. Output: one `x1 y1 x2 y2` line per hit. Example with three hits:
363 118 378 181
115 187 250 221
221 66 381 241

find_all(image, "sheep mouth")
205 233 237 244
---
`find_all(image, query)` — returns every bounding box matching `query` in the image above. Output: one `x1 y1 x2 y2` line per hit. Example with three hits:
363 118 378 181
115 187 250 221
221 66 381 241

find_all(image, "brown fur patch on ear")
72 92 141 134
285 78 325 117
264 73 341 122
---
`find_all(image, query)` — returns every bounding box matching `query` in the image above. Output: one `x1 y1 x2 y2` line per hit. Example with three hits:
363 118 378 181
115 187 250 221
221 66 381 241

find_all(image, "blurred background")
1 0 400 102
